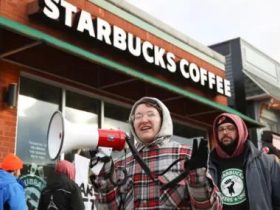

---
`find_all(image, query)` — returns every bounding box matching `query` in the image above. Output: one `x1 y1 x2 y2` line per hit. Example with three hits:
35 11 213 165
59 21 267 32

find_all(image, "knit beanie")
1 153 23 171
216 115 235 127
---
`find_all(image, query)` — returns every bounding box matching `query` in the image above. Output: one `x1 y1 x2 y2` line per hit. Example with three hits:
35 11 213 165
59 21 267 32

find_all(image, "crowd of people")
0 155 84 210
1 96 280 210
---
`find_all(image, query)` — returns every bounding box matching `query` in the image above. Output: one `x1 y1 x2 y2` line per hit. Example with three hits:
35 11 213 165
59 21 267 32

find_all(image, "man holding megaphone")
91 97 222 210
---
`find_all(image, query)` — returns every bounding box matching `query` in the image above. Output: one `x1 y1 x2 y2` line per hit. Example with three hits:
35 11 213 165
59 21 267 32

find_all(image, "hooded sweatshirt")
209 113 280 210
37 160 84 210
212 113 248 159
129 97 173 149
0 169 27 210
210 113 249 210
94 97 221 210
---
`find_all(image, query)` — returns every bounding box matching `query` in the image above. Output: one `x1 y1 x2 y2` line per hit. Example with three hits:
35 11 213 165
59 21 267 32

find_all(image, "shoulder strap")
125 135 155 181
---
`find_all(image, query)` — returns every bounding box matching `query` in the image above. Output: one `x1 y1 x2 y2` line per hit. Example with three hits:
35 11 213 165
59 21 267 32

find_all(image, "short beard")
219 139 238 155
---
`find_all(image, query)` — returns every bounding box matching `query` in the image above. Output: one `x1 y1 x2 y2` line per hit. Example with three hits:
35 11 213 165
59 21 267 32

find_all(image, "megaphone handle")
90 147 113 175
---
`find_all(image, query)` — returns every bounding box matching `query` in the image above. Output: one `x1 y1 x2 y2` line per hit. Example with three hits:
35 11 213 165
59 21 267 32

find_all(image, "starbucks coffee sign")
31 0 231 97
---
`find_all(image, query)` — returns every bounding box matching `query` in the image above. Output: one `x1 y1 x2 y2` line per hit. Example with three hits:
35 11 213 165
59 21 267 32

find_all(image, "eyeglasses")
132 111 158 121
217 125 236 133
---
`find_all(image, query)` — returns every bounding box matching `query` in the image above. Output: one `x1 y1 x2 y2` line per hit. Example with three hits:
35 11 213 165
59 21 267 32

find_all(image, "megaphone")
47 111 126 160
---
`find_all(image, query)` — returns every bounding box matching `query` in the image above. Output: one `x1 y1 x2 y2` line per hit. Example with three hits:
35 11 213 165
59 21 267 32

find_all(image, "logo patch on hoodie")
220 168 246 205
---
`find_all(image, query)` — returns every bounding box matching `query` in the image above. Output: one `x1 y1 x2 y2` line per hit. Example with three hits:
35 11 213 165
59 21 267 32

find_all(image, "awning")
0 16 262 128
244 70 280 101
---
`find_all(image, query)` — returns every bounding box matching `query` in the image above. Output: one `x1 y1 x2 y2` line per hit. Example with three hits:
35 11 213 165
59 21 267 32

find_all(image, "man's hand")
188 139 209 170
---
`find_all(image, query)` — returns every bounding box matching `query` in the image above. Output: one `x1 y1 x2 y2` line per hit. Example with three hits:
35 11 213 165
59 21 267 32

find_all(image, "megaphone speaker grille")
47 111 64 160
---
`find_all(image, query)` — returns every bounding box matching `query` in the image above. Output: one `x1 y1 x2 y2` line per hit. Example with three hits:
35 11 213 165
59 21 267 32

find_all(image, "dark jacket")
209 141 280 210
37 174 84 210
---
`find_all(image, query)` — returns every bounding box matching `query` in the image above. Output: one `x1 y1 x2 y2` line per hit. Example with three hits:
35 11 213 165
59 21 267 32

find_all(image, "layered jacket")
0 170 26 210
94 97 221 210
209 113 280 210
209 141 280 210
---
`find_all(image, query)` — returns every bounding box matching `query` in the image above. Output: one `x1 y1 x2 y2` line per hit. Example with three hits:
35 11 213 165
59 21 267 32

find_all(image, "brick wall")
0 61 20 161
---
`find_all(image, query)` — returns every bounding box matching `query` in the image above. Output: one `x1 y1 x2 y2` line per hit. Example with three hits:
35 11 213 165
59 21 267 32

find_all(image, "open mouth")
140 125 152 131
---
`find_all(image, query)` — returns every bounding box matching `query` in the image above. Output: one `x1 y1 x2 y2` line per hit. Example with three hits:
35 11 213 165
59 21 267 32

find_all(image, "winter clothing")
188 139 209 170
0 169 27 210
38 160 84 210
212 113 248 159
215 116 235 127
0 154 23 171
209 113 280 210
93 97 221 210
38 174 84 210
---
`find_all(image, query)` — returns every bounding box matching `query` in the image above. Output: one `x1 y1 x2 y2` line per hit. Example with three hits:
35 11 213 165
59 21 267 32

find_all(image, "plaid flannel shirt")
94 138 222 210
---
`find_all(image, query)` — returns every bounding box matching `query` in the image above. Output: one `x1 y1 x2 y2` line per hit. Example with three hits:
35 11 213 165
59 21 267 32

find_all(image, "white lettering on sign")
40 0 231 97
77 11 95 37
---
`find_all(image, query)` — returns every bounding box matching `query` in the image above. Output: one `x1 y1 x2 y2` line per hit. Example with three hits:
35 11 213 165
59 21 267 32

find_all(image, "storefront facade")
1 0 260 209
211 38 280 149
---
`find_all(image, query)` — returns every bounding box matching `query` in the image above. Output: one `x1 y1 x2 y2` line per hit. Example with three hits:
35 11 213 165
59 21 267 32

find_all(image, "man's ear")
14 169 21 177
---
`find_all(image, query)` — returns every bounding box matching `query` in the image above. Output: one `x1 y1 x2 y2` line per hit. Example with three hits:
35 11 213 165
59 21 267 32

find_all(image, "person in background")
261 146 280 162
209 113 280 210
0 153 27 210
92 97 221 209
261 131 280 162
38 160 84 210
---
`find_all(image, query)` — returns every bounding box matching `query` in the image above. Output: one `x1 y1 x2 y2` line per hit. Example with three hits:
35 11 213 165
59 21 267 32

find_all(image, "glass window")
16 77 208 210
63 91 100 161
103 102 130 132
65 91 100 210
66 91 100 119
173 122 206 146
17 77 61 164
103 102 130 159
17 77 61 210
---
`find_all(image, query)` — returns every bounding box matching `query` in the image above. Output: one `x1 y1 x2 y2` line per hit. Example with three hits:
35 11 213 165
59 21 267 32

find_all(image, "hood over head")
129 97 173 144
0 169 18 185
55 160 75 181
212 113 248 158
